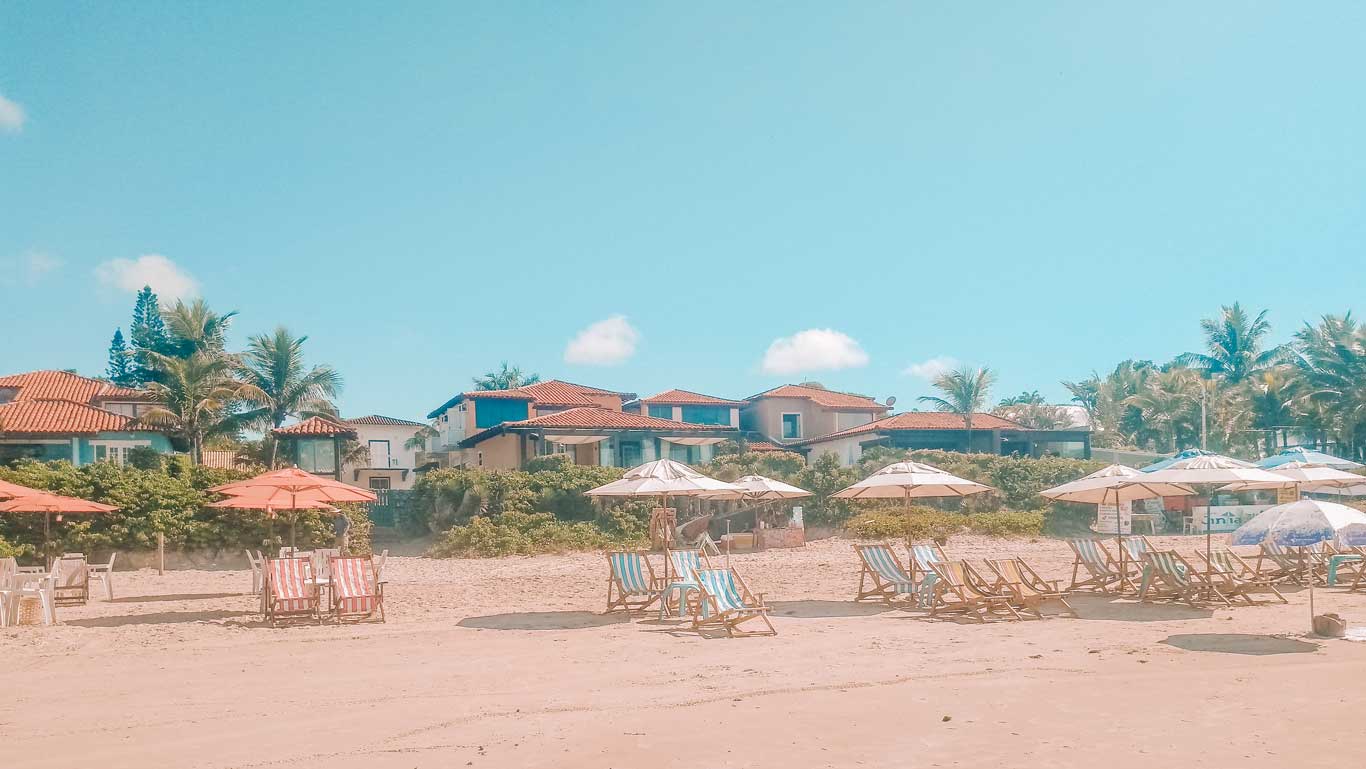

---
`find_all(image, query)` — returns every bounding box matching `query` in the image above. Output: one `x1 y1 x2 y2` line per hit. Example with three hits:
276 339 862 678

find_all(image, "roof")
0 399 147 435
520 379 627 407
199 449 252 469
746 384 888 411
636 389 745 406
271 416 358 438
744 440 787 453
0 370 153 404
794 411 1040 446
345 415 427 427
460 406 737 447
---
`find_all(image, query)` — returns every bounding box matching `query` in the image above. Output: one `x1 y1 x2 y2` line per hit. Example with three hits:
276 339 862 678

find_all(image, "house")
795 411 1093 466
622 389 744 428
0 370 172 465
271 416 356 481
740 384 890 446
422 379 739 470
342 415 428 491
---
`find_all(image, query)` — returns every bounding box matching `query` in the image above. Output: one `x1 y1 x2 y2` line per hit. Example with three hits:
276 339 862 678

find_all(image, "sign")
1276 486 1299 505
1190 504 1272 533
1095 501 1133 535
790 505 803 528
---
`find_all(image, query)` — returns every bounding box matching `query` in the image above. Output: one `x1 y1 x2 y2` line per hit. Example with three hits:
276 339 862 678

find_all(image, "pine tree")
128 286 170 384
106 329 135 386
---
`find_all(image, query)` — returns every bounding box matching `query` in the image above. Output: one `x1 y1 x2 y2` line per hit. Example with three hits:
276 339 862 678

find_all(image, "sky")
3 3 1365 421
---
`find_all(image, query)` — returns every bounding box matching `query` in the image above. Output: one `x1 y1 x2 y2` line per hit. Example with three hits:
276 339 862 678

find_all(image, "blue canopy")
1140 448 1215 473
1256 448 1362 471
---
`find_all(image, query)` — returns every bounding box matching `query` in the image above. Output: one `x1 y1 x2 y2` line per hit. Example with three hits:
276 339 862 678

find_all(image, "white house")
342 415 428 491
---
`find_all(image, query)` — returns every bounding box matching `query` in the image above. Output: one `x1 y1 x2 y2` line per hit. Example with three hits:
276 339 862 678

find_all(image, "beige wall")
743 397 884 443
467 433 523 470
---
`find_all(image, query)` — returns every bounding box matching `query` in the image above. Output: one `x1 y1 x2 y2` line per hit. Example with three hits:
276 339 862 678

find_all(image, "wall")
344 423 425 490
742 397 828 442
802 434 868 467
466 432 523 470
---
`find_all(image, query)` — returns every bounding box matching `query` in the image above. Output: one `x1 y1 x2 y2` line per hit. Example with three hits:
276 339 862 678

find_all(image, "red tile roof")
345 415 428 427
747 384 889 411
796 411 1028 445
519 380 624 407
461 390 537 400
0 399 146 434
744 440 787 452
0 370 153 404
199 449 253 469
639 389 745 406
272 416 358 437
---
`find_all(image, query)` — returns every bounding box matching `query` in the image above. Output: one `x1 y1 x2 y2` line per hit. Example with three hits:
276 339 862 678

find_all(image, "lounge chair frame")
986 557 1075 616
328 556 386 623
264 556 322 626
928 560 1023 622
606 550 662 615
1196 548 1286 604
693 568 776 637
1067 539 1139 594
854 543 918 604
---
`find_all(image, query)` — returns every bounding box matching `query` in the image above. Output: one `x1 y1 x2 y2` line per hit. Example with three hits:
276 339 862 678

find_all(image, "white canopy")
704 474 811 501
1040 464 1194 505
1123 454 1288 488
1219 461 1366 493
659 436 728 447
584 459 742 497
546 435 609 445
832 461 994 500
1231 499 1366 548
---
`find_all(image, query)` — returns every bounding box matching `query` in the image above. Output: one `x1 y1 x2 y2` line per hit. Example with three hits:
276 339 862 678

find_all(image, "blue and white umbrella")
1231 499 1366 548
1256 448 1363 471
1140 448 1217 473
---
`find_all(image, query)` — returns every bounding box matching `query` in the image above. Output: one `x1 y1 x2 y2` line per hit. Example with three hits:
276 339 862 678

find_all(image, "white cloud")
0 251 62 286
902 356 960 381
564 315 640 365
761 329 869 375
94 254 200 300
0 92 26 132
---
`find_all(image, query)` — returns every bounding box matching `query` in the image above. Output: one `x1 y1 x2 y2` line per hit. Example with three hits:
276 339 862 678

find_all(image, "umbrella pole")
1114 487 1123 592
290 490 297 549
45 511 51 567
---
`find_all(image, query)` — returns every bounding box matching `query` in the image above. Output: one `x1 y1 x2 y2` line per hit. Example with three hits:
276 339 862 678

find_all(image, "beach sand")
4 534 1365 768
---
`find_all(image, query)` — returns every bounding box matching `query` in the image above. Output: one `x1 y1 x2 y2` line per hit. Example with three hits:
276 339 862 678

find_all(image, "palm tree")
162 299 238 357
1123 368 1201 452
138 352 263 463
1292 313 1366 458
472 362 540 391
917 365 996 453
1245 367 1299 457
1176 303 1285 384
234 327 343 465
404 425 439 452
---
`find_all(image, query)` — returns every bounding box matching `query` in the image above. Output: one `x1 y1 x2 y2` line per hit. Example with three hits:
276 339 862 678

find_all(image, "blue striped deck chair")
1066 539 1132 593
1255 541 1314 585
660 548 712 618
693 568 776 637
1197 548 1286 604
909 542 948 605
1121 536 1151 562
1141 550 1228 607
606 551 661 614
854 543 916 604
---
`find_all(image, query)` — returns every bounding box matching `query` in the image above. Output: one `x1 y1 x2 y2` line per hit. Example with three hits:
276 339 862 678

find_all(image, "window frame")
780 412 802 440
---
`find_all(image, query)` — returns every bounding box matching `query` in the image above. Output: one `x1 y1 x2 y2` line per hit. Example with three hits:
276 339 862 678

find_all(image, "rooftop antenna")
885 396 897 408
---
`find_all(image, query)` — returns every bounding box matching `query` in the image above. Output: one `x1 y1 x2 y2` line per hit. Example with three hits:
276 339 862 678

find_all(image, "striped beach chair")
1255 541 1314 585
660 548 711 618
986 557 1074 616
693 568 776 637
1142 550 1229 607
606 551 661 614
1197 548 1286 604
264 557 320 625
1067 539 1135 593
328 556 385 623
928 560 1023 621
854 543 917 604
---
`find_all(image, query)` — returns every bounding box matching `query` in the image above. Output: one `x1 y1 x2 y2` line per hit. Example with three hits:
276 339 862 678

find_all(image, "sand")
4 534 1365 768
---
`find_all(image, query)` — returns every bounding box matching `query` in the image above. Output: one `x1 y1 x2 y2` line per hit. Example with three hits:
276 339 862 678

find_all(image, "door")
618 440 642 468
368 440 391 468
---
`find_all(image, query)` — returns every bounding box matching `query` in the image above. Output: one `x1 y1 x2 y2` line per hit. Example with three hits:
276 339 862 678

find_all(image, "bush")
844 505 1043 542
967 510 1045 537
428 511 647 558
0 533 34 559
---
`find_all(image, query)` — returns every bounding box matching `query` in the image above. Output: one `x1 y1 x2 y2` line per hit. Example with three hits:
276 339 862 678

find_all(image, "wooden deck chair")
264 557 321 625
1066 539 1128 593
52 554 89 606
1197 548 1286 604
986 557 1075 616
693 568 776 637
1141 550 1230 607
854 543 917 604
1256 542 1318 585
1120 536 1156 563
1333 545 1366 587
606 551 662 614
328 556 384 623
661 548 712 617
928 560 1023 621
907 542 947 583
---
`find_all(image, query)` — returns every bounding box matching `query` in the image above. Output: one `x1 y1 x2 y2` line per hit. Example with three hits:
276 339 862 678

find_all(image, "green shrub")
846 509 910 539
0 533 34 559
428 511 647 558
967 510 1045 537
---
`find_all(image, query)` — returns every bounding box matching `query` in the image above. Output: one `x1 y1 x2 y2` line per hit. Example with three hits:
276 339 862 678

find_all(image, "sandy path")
3 536 1364 768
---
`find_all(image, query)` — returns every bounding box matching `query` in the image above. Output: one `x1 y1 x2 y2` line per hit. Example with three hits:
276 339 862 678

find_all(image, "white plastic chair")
245 550 265 595
312 549 339 581
8 562 58 626
373 549 389 585
88 553 117 601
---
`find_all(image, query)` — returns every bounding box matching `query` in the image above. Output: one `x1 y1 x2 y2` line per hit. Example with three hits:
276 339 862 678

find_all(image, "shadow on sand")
1162 633 1319 655
65 609 254 628
458 611 630 631
111 592 242 604
1068 594 1213 622
768 600 892 619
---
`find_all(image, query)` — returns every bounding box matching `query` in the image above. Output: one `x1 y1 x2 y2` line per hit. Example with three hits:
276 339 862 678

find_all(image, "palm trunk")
964 415 972 454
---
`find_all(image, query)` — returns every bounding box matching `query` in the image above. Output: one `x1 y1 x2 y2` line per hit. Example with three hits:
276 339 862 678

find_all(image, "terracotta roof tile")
0 370 154 404
0 399 144 434
272 416 358 437
638 389 745 406
747 384 888 411
345 415 428 427
461 390 537 400
744 440 787 452
519 380 624 407
795 411 1029 445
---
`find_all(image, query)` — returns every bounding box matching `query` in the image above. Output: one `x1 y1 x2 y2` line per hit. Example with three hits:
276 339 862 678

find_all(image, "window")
474 399 530 428
368 476 391 490
680 405 730 425
296 438 337 474
91 440 151 466
781 413 802 440
667 442 702 464
648 405 674 420
367 439 392 468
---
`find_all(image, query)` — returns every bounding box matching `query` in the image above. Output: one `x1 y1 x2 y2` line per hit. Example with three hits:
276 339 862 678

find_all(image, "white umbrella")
1231 499 1366 625
585 459 742 559
1220 461 1366 495
703 475 811 501
832 461 994 503
1041 464 1195 578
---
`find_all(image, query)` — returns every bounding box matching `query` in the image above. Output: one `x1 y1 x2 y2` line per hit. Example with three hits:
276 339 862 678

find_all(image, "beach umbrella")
585 459 742 554
1220 461 1366 496
1040 464 1195 577
831 461 994 504
1140 448 1216 473
703 475 811 501
1231 499 1366 626
211 468 376 548
1256 448 1363 471
0 491 118 564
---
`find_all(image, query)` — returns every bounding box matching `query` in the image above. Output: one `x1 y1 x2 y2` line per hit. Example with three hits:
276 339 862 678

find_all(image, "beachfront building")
341 415 428 491
795 411 1093 466
422 379 740 470
0 370 172 465
740 384 891 448
271 416 357 481
622 389 744 428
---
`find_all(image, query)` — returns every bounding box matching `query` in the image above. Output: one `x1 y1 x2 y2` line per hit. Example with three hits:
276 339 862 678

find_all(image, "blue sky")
3 3 1364 421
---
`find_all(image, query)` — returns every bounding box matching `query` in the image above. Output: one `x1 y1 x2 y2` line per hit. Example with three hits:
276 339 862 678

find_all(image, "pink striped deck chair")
264 557 320 625
328 556 384 623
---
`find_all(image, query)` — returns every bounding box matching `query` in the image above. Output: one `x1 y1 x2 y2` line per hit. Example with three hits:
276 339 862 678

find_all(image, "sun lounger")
373 549 389 583
264 557 321 625
1196 548 1287 604
1255 542 1317 585
328 556 384 623
660 548 712 618
693 568 776 637
854 543 918 604
606 550 662 614
51 554 89 606
1140 550 1230 607
986 557 1075 616
928 560 1024 621
1067 539 1137 593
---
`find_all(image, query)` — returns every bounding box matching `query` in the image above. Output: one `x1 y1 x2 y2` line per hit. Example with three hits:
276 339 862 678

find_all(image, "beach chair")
854 543 918 604
1067 539 1135 593
87 553 116 601
1255 542 1314 585
245 550 265 595
328 556 384 623
5 566 57 626
693 568 776 637
0 557 16 627
51 554 89 606
1196 548 1287 604
606 551 662 614
928 560 1023 621
659 548 712 618
986 557 1075 616
907 542 947 582
374 549 389 583
1141 550 1230 607
1120 537 1155 563
263 557 321 625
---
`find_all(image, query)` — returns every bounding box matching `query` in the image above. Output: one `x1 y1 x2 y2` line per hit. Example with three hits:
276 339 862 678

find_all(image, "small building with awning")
795 411 1091 466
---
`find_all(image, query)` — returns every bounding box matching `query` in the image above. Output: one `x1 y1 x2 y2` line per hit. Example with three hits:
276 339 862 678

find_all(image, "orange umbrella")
211 468 375 547
0 478 43 499
0 492 118 564
207 495 339 513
